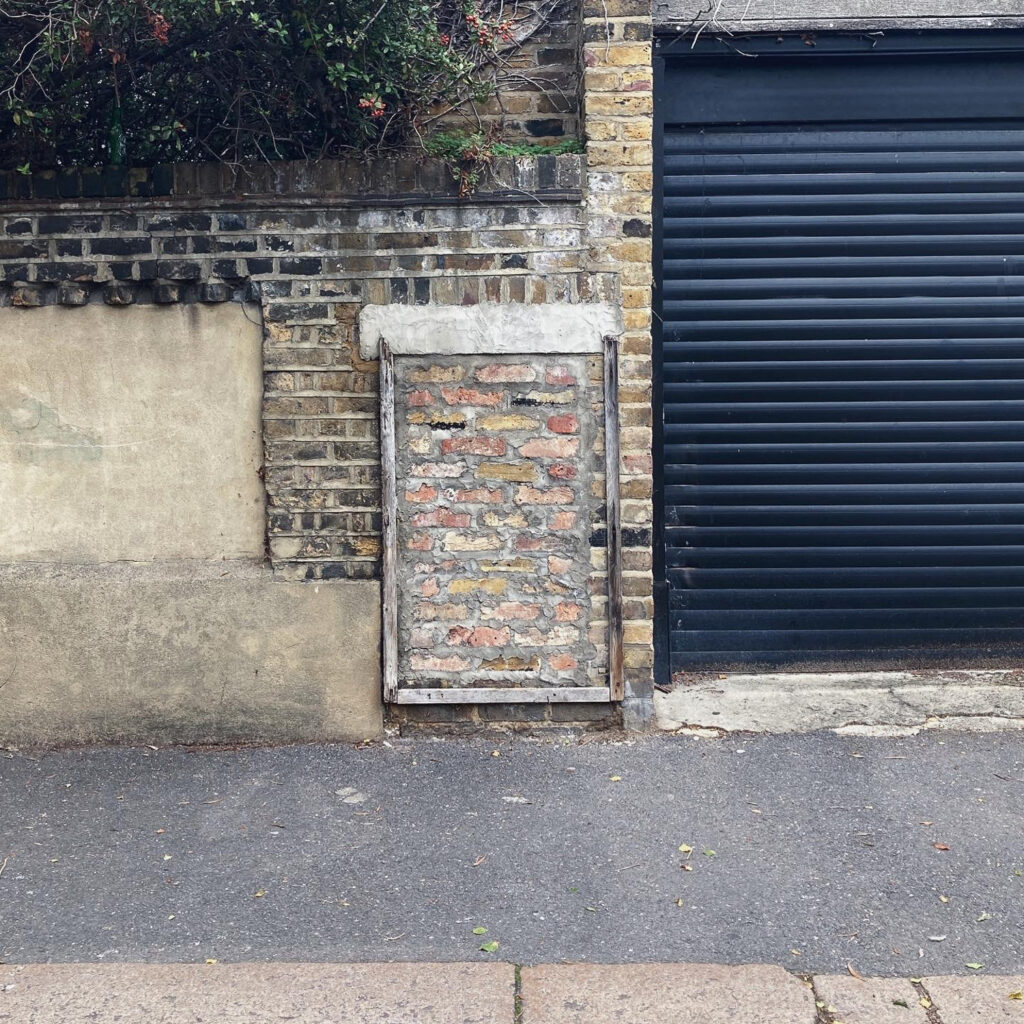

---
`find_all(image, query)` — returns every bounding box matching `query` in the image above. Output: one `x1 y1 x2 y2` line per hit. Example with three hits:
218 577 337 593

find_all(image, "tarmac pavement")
1 731 1022 976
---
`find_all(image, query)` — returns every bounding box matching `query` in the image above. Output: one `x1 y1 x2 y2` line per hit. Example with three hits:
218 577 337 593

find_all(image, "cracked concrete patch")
923 975 1024 1023
814 975 928 1024
521 964 815 1024
655 671 1024 735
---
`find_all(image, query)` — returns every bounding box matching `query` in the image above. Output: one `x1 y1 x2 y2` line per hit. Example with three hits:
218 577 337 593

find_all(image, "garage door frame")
652 28 1024 681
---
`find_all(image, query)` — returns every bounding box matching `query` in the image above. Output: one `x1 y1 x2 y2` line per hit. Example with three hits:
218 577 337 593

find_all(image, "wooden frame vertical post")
379 339 399 701
604 334 624 701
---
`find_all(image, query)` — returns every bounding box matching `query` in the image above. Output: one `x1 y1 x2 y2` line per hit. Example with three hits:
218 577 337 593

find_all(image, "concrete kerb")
655 670 1024 736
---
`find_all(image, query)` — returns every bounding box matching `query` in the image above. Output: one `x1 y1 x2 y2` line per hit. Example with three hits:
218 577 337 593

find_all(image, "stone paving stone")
520 963 816 1023
924 976 1024 1022
814 976 928 1024
0 962 514 1024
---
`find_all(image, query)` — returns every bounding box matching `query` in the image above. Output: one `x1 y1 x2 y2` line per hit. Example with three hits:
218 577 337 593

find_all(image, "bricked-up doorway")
654 31 1024 677
363 303 624 705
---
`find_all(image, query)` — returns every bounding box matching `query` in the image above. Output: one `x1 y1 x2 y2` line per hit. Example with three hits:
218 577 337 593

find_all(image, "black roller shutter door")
660 41 1024 672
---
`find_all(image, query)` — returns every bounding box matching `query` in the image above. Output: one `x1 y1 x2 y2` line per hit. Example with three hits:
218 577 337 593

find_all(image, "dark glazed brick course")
39 214 103 234
0 240 45 259
279 257 322 275
146 213 212 232
90 237 153 256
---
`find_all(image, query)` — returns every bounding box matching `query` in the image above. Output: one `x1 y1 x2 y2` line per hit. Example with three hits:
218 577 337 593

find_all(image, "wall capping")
358 302 622 359
0 155 584 206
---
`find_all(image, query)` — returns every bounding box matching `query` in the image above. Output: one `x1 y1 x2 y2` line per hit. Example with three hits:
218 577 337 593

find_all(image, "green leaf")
479 940 499 953
966 963 985 970
472 927 487 935
892 998 909 1008
702 849 717 857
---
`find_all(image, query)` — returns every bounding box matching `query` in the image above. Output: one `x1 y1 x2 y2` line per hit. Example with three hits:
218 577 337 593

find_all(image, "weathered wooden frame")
378 338 624 705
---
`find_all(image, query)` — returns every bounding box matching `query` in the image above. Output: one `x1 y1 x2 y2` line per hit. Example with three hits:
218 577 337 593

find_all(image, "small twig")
0 658 16 692
0 857 8 878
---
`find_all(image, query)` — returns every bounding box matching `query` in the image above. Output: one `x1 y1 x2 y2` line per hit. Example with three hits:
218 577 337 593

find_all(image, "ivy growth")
0 0 565 170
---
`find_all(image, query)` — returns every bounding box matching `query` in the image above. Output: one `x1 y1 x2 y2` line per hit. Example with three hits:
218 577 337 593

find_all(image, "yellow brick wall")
581 0 655 715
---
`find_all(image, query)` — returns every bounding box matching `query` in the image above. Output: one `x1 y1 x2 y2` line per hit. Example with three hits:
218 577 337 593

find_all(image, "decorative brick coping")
0 155 584 206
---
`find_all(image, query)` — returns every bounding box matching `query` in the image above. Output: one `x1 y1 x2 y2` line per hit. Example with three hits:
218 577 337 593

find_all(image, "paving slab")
814 975 928 1024
924 975 1024 1022
520 963 816 1023
0 962 514 1024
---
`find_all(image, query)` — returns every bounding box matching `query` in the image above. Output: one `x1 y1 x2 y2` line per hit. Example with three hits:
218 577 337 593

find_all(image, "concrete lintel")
655 670 1024 736
358 303 622 359
657 16 1024 31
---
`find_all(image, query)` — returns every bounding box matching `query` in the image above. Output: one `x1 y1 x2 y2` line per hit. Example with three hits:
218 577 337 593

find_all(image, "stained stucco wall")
0 302 382 747
0 303 264 562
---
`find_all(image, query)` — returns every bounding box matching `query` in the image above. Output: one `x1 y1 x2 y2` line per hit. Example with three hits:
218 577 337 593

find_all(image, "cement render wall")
0 303 264 562
0 563 382 748
0 301 383 746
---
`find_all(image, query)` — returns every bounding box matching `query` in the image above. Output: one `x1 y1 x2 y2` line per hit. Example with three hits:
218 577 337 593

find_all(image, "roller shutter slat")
662 119 1024 670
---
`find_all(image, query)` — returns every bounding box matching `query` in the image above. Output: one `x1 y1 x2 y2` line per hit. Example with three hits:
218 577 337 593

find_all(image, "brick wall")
582 0 655 721
461 0 584 144
394 353 606 691
0 157 591 586
0 0 660 726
